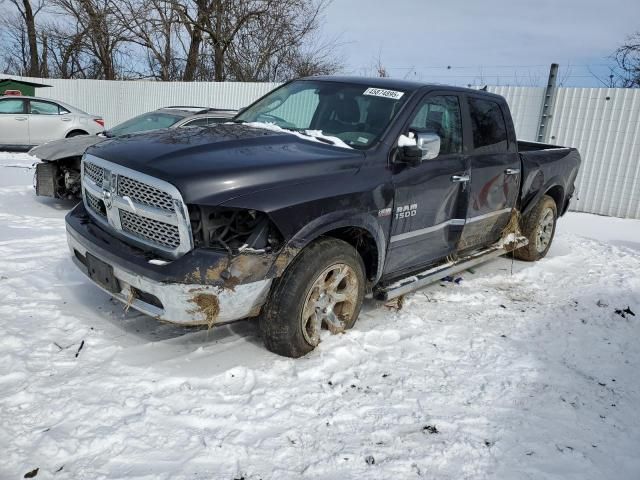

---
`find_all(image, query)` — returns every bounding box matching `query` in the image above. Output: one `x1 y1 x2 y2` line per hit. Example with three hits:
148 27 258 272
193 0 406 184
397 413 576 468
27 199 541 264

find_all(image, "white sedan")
0 95 104 149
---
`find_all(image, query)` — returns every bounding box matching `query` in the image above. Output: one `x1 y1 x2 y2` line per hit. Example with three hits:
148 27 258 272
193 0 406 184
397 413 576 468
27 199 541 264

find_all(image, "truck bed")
517 140 581 216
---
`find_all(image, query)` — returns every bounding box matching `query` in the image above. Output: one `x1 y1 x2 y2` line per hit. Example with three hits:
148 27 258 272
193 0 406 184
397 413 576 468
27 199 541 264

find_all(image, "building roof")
0 78 52 88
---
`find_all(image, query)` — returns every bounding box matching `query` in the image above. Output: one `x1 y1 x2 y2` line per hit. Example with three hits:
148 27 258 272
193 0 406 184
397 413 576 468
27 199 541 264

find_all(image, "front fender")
280 209 388 282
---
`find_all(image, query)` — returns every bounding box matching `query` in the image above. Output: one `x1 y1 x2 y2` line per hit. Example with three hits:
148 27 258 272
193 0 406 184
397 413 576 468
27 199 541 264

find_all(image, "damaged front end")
66 201 297 327
185 206 296 286
189 206 284 254
35 158 82 199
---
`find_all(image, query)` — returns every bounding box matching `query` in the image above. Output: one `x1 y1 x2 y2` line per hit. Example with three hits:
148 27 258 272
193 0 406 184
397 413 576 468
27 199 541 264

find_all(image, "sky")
322 0 640 87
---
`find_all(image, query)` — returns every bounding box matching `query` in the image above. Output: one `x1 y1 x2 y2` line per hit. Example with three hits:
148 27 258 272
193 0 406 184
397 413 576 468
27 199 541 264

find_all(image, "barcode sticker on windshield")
363 88 404 100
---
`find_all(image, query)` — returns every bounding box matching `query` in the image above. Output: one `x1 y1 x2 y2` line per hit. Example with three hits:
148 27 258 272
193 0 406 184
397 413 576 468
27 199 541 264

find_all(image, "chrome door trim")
389 207 511 243
465 207 511 224
390 218 465 243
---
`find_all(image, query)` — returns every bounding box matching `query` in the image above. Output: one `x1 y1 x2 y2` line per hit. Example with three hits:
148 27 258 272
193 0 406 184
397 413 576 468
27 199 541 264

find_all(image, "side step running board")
374 236 528 301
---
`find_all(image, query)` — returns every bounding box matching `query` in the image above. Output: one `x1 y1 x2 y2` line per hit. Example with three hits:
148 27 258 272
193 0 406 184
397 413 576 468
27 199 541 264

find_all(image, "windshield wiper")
295 129 336 145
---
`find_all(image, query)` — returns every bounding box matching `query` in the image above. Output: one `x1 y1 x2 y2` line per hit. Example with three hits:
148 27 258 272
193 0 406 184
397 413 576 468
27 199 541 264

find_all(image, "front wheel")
514 195 558 261
259 238 366 358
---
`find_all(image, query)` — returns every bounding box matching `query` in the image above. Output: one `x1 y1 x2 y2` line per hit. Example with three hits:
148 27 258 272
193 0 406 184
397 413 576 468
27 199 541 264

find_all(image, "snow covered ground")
1 152 639 480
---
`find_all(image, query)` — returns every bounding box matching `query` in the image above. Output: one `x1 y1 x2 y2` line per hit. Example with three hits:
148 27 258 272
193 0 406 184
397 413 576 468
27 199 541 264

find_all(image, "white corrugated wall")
491 85 640 219
488 86 545 141
7 75 279 126
6 75 640 219
548 88 640 219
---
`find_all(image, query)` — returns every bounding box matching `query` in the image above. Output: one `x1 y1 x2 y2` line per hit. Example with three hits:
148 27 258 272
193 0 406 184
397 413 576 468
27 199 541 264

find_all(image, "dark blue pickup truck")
65 76 581 357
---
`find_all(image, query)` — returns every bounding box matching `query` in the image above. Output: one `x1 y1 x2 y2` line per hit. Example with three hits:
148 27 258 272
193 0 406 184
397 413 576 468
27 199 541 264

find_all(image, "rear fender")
521 175 566 216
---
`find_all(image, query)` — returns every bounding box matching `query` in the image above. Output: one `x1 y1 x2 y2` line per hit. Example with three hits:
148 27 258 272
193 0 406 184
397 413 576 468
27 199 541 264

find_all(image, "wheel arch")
65 129 89 138
545 184 565 213
522 177 566 217
274 211 387 284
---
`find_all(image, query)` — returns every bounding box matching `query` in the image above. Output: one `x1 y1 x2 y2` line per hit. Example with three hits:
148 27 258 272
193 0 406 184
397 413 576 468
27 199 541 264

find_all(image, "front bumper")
66 205 273 326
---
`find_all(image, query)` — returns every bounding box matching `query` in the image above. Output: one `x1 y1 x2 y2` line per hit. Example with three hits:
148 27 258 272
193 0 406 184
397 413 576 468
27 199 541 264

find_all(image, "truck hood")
30 135 105 161
87 123 365 206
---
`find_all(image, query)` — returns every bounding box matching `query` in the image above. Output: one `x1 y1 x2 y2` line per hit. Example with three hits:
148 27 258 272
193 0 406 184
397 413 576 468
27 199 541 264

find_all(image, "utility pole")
537 63 559 143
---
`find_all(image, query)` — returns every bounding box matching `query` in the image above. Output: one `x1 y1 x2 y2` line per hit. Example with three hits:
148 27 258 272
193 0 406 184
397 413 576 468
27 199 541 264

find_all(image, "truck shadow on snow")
60 245 572 373
59 231 579 377
33 195 79 211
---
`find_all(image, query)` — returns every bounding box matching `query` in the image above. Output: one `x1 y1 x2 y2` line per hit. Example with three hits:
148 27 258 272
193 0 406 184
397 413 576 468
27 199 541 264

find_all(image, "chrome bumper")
67 230 272 326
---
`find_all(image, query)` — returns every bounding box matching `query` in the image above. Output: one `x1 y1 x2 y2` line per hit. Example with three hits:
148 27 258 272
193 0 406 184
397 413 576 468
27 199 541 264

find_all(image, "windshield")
108 112 185 136
235 80 409 148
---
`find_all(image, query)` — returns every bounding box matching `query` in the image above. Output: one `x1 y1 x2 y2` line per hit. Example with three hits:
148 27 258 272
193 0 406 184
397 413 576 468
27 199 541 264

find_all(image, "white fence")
6 75 640 219
16 76 278 126
491 86 640 219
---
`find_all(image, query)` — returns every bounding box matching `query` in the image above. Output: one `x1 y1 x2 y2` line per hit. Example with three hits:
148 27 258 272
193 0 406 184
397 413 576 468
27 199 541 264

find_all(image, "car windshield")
108 112 185 136
235 80 409 148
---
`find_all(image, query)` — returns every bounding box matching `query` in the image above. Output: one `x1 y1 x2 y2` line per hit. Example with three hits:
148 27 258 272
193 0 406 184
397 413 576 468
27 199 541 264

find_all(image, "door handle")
505 168 520 175
61 117 72 122
451 174 470 183
14 117 27 121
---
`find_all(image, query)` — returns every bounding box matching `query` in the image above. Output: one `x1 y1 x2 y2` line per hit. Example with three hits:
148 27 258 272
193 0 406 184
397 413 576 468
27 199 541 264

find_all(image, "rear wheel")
514 195 558 261
66 130 88 138
259 238 365 358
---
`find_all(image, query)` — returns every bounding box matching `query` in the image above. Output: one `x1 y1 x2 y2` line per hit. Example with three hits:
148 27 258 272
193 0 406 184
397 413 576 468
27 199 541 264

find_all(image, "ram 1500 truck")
65 76 581 358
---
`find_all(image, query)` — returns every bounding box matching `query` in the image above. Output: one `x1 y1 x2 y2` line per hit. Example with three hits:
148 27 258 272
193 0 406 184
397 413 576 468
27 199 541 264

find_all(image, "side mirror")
397 132 441 165
416 132 440 160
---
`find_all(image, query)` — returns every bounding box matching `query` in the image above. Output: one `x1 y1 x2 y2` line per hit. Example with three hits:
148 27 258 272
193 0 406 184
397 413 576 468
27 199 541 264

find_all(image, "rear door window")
0 99 26 114
29 100 63 115
468 98 508 153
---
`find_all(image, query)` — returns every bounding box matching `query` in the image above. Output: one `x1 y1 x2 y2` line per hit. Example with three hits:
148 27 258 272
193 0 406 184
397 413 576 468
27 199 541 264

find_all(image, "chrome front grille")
120 210 181 248
85 190 106 217
118 175 175 212
81 155 192 258
84 161 104 185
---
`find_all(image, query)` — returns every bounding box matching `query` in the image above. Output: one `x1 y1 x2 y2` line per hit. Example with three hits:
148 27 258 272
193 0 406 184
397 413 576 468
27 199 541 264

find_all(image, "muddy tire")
514 195 558 262
259 237 366 358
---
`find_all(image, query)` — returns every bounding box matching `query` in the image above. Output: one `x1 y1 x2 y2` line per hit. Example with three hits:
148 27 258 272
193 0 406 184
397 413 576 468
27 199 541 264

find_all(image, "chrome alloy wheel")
535 207 555 253
301 263 359 346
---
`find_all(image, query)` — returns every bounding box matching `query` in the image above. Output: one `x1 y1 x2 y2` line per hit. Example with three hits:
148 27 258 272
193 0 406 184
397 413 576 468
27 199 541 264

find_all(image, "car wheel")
259 237 366 358
514 195 558 262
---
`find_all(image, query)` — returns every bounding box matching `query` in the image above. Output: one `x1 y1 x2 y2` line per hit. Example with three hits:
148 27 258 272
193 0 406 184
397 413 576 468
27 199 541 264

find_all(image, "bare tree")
614 32 640 87
1 13 30 75
49 0 132 79
173 0 272 81
41 18 94 78
174 0 340 81
1 1 47 76
112 0 182 80
2 0 341 81
7 0 46 76
373 51 388 78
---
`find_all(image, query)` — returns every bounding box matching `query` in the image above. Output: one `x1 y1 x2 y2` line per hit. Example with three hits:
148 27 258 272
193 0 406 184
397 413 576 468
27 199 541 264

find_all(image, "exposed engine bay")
188 206 283 254
35 158 82 199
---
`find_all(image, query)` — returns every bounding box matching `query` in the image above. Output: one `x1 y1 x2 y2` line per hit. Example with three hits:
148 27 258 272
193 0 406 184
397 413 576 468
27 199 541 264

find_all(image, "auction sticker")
363 87 404 100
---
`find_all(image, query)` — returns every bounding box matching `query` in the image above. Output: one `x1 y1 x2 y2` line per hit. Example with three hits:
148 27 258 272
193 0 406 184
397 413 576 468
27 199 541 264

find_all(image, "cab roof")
300 75 505 100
